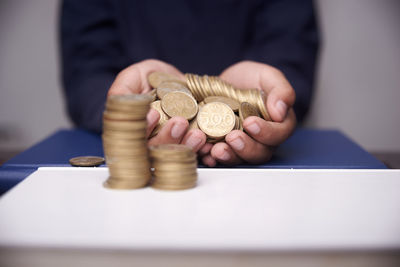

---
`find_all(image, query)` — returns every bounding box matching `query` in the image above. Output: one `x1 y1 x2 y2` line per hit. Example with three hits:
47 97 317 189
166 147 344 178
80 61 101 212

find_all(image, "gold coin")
256 90 271 121
102 139 147 148
188 117 199 130
149 144 195 160
148 72 186 88
150 100 169 125
156 87 192 99
150 154 197 163
156 81 192 99
161 91 198 120
153 171 197 179
104 178 149 190
107 94 154 107
107 159 150 168
105 102 150 114
206 137 224 144
102 129 147 139
152 178 197 186
204 96 240 112
103 110 147 121
69 156 105 167
103 147 148 157
103 119 147 131
239 102 260 122
197 102 235 138
108 168 152 177
153 162 197 171
145 89 157 101
234 115 240 130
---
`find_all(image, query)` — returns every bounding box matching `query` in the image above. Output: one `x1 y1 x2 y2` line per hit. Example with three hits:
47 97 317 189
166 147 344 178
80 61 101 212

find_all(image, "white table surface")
0 167 400 251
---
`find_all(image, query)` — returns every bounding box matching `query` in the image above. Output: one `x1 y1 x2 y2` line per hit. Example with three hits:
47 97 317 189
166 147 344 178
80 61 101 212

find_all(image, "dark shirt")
60 0 319 133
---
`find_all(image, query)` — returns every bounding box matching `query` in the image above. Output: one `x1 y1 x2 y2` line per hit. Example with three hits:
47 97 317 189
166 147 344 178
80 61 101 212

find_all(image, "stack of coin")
150 144 197 190
102 94 154 189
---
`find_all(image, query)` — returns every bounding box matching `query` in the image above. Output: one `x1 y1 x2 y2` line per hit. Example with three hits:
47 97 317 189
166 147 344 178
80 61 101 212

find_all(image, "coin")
104 179 149 190
107 94 154 107
150 100 169 126
161 91 198 120
103 119 148 131
189 117 199 130
145 89 157 101
69 156 105 167
197 102 235 138
185 74 272 121
148 71 186 88
102 93 152 190
156 81 192 99
103 110 147 121
204 96 240 112
239 102 260 122
149 144 197 190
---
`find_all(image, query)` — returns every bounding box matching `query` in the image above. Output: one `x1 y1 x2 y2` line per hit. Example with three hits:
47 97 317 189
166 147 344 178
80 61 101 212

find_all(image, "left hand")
200 61 297 166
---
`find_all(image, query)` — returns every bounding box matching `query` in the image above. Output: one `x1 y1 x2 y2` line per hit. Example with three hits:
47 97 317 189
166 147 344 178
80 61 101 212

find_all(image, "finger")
109 59 185 95
225 130 273 164
264 70 295 122
198 143 213 156
181 129 206 152
210 142 242 166
148 116 188 146
202 155 217 167
242 109 296 146
146 109 160 138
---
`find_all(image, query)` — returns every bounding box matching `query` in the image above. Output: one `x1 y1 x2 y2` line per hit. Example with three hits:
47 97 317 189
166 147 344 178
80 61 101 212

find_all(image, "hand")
108 59 206 152
201 61 297 166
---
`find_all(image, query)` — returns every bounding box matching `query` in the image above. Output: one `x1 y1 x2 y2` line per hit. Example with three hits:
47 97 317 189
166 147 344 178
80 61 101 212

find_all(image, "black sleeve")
60 0 125 133
244 0 320 122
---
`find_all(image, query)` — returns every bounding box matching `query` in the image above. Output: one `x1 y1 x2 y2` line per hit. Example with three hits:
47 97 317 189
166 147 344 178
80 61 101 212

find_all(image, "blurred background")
0 0 399 165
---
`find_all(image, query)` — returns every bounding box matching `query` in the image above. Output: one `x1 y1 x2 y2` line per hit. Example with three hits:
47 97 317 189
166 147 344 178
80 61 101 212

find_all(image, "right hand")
108 59 207 152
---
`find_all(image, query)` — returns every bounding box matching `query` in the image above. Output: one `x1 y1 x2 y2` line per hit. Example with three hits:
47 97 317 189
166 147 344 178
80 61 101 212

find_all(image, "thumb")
261 71 296 122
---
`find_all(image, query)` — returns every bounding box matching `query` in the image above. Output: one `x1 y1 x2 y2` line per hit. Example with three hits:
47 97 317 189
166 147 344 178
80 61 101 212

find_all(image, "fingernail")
171 123 186 139
219 150 230 161
229 137 244 151
185 134 201 149
246 123 260 135
276 100 288 120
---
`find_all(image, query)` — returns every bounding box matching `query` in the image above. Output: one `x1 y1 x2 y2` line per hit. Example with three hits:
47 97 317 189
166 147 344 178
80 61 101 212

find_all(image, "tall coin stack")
102 94 154 189
150 144 197 190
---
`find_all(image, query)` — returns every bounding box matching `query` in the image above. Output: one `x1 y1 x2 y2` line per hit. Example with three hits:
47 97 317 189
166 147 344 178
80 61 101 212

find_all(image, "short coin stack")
102 94 154 189
150 144 197 190
147 72 270 142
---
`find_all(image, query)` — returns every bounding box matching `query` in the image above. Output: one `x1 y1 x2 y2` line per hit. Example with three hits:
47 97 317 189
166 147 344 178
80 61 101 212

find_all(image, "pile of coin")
150 144 197 190
186 73 270 121
147 72 270 143
102 94 154 189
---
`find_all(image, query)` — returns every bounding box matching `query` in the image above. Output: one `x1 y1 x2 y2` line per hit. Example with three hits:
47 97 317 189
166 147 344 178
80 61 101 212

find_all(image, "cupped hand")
108 59 206 152
202 61 297 166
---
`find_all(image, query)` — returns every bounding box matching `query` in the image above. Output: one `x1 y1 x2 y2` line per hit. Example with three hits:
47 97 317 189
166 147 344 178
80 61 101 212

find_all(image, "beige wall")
0 0 399 152
0 0 70 151
306 0 400 152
